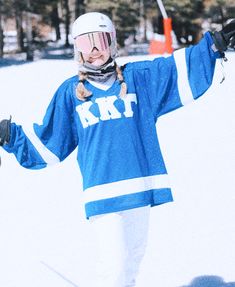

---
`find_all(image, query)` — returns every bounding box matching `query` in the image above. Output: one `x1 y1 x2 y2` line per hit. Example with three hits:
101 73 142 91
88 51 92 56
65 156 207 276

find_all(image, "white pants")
90 206 150 287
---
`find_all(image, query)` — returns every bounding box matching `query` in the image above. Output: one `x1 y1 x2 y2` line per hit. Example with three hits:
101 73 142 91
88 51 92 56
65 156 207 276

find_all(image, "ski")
41 261 79 287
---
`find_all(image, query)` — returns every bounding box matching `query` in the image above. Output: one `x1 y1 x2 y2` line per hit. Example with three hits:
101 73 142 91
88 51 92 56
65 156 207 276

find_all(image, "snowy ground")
0 51 235 287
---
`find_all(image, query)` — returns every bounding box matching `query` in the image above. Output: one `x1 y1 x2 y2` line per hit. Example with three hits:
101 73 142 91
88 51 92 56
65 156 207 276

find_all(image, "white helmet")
72 12 117 59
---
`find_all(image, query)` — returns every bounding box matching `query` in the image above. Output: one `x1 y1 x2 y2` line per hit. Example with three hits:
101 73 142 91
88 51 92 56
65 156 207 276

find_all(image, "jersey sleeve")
3 79 79 169
129 31 221 120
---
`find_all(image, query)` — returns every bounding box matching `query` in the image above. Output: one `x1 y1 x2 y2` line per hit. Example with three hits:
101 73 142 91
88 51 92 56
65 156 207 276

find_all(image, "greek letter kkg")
76 93 137 128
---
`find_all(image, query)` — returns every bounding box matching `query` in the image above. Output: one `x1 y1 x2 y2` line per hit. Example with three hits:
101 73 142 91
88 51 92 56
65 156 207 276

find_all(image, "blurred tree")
25 0 33 60
75 0 86 18
50 1 61 41
204 0 235 27
162 0 205 45
115 1 139 46
29 0 61 42
62 0 71 47
0 0 4 57
0 0 17 56
13 0 26 52
10 0 62 54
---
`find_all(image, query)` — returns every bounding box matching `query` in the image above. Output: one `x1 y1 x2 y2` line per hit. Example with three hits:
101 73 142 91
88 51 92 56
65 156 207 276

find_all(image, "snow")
0 52 235 287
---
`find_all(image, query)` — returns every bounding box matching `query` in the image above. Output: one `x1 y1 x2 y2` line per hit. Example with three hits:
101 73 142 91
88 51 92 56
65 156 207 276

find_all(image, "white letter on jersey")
95 96 121 121
76 101 99 128
122 93 137 117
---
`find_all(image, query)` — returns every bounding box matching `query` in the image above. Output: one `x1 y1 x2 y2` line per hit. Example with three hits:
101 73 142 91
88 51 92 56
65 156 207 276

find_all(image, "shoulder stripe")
23 125 60 165
174 48 194 105
83 174 170 203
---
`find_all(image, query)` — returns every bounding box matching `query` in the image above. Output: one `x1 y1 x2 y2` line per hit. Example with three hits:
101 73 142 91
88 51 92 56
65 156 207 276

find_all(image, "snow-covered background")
0 52 235 287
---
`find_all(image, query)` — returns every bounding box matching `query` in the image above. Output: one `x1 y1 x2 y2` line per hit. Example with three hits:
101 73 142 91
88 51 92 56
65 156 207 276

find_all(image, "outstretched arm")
139 20 235 119
0 80 79 169
179 20 235 105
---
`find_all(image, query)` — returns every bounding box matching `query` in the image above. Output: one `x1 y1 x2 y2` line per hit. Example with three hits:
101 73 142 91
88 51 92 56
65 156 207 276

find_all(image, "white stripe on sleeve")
174 48 194 105
23 124 60 165
83 174 170 203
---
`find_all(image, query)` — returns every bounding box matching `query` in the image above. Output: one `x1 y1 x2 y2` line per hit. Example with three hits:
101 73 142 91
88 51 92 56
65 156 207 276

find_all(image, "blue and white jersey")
4 32 221 218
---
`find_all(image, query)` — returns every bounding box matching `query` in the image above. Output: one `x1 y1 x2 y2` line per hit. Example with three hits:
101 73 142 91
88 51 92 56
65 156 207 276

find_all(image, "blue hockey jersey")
4 32 221 218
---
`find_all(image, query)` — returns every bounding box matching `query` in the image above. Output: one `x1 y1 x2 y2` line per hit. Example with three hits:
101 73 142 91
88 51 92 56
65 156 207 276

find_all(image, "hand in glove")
211 19 235 52
0 117 11 146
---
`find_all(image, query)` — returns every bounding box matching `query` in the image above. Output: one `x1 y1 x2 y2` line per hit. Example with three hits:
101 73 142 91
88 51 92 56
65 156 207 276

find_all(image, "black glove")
211 19 235 52
0 117 11 146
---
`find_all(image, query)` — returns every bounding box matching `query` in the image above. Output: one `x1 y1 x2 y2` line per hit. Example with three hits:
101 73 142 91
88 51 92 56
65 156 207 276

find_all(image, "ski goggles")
76 32 112 54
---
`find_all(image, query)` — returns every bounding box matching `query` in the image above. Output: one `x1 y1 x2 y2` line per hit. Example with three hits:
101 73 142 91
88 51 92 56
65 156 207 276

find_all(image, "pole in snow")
41 261 80 287
156 0 173 54
156 0 168 19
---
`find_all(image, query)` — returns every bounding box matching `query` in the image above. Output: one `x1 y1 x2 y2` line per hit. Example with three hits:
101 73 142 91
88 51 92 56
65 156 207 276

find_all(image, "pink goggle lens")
76 32 112 54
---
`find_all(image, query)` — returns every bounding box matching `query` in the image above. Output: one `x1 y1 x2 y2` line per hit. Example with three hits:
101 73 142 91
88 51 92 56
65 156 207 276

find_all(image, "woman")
0 12 234 287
